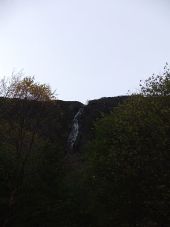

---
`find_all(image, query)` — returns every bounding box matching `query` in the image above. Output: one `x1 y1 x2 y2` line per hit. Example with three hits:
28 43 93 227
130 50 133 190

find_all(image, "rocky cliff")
67 96 128 151
0 96 128 152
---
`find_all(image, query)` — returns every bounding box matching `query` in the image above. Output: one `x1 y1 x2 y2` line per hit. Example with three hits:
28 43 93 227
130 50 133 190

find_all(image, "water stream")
67 107 84 149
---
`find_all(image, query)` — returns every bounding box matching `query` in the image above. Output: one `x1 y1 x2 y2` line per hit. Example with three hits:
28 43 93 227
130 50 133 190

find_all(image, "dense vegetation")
0 69 170 227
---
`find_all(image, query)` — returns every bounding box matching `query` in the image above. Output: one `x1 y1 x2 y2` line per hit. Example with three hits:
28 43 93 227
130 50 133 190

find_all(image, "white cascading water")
67 108 84 149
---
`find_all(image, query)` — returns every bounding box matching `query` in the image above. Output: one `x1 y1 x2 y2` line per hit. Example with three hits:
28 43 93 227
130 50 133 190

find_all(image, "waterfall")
67 107 84 149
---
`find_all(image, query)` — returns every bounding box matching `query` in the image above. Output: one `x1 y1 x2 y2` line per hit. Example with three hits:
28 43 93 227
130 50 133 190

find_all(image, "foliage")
0 67 170 227
84 69 170 226
0 72 56 101
0 74 59 227
139 63 170 96
0 98 67 227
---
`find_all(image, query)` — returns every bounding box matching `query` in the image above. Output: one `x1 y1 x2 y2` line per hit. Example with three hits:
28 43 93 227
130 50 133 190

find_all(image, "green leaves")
140 64 170 96
84 73 170 226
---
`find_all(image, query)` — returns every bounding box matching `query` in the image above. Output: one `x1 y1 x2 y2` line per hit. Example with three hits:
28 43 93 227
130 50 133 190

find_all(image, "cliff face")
0 96 128 152
0 98 83 150
73 96 128 150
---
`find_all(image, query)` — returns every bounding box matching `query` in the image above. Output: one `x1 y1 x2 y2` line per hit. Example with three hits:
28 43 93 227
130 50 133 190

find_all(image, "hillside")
0 94 169 227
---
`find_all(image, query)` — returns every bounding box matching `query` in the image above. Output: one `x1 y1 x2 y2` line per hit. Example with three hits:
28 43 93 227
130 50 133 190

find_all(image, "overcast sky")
0 0 170 102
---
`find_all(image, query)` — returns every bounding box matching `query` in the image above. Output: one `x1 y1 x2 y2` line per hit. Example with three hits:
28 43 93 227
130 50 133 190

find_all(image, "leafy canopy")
139 63 170 96
0 72 56 101
84 65 170 226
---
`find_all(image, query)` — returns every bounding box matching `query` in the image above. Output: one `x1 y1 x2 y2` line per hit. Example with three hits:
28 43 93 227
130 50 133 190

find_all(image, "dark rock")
0 96 128 153
72 96 129 151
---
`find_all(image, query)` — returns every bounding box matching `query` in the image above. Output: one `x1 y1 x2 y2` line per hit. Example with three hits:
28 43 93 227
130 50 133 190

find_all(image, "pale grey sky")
0 0 170 102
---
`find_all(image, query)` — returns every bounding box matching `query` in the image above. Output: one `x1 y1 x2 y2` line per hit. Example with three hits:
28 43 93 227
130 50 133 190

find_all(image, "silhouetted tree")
85 66 170 226
0 73 57 227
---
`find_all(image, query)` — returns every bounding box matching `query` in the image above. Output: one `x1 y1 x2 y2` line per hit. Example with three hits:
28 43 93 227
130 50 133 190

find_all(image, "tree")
0 72 56 101
0 73 57 227
84 67 170 226
139 63 170 96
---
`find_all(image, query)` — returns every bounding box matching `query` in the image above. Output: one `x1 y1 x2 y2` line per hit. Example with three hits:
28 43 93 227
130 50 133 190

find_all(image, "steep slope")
67 96 128 151
0 96 128 152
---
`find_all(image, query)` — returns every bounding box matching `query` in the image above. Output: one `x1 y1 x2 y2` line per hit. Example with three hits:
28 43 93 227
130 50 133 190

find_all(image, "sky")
0 0 170 102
